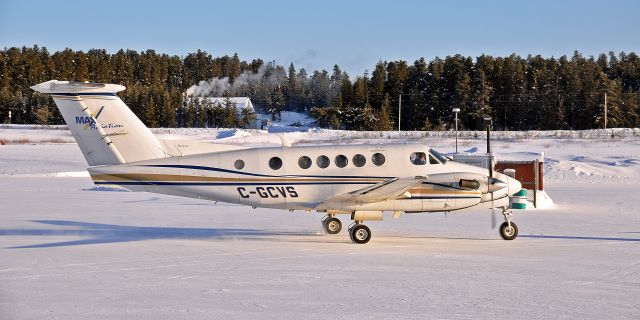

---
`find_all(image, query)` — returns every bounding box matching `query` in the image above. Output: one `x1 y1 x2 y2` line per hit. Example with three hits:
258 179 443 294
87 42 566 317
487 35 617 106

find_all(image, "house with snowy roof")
198 97 254 113
192 97 261 129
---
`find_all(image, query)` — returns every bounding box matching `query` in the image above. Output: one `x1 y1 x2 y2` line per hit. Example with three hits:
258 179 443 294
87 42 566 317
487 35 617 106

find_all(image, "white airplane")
32 80 523 244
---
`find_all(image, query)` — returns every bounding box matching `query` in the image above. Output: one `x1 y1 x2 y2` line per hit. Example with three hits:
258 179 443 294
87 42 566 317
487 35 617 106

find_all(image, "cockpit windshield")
429 149 448 164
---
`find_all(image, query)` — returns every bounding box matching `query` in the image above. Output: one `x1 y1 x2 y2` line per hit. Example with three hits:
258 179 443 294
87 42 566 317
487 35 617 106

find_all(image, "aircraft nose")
487 177 507 192
507 176 522 196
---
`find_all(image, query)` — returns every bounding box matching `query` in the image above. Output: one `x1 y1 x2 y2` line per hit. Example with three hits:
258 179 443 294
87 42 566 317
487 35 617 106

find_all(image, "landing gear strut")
348 221 372 244
321 215 342 234
498 206 518 240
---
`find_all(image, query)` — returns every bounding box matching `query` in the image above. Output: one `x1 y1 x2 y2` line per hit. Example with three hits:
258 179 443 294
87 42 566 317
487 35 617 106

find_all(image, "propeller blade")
487 154 497 229
491 206 497 229
490 191 497 229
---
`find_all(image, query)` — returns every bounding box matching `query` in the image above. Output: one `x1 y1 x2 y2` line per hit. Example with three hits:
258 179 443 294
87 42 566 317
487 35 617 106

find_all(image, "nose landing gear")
498 206 518 240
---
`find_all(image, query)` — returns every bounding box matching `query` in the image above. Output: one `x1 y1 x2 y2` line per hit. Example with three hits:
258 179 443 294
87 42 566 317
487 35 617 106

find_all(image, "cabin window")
410 152 427 165
298 156 312 169
353 154 366 167
234 159 245 170
429 154 439 164
317 155 330 169
429 149 448 164
335 155 348 168
372 153 385 166
269 157 283 170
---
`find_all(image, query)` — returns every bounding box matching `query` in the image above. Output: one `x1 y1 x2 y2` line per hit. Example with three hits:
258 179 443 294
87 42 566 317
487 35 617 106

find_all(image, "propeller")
483 115 496 229
488 154 497 229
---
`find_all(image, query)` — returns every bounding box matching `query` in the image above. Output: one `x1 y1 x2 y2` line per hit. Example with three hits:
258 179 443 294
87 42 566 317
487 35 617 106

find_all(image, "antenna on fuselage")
279 134 292 147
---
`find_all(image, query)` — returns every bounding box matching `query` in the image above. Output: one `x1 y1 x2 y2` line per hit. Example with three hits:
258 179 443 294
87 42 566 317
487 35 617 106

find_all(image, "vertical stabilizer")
31 80 166 166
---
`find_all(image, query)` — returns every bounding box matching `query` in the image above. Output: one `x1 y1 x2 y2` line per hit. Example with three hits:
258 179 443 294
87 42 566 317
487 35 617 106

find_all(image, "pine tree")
160 90 177 127
370 61 386 109
329 65 343 106
145 94 158 127
602 78 628 128
470 68 492 130
73 51 89 81
268 86 285 121
287 63 298 109
376 94 393 130
33 102 51 125
360 103 377 131
353 76 368 108
340 73 353 107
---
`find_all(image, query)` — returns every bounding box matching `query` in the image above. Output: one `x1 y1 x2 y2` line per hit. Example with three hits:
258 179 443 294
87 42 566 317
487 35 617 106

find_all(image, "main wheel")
499 222 518 240
323 217 342 234
349 224 372 244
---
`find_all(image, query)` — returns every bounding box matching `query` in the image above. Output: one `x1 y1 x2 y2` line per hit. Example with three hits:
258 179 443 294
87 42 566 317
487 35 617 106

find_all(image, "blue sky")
1 0 638 75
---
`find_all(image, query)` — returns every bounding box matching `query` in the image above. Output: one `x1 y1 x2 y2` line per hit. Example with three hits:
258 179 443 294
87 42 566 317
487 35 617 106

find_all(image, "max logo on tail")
74 106 124 130
75 106 105 130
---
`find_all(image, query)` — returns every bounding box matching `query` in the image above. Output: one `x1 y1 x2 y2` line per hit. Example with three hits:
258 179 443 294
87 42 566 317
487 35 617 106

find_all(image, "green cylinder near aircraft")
511 189 528 209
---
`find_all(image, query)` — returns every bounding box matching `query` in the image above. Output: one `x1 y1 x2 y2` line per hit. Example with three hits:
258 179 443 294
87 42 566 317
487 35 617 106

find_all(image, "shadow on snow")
2 220 640 249
0 220 314 249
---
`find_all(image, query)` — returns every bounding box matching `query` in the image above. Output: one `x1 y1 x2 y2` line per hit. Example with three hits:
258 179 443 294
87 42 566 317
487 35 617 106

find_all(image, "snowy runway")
1 176 639 319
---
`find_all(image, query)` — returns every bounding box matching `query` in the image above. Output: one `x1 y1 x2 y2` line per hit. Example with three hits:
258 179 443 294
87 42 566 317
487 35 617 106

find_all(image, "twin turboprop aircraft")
32 80 523 244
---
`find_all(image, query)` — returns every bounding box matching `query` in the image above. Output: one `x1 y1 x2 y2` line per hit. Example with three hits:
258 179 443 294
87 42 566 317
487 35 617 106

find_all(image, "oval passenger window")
298 156 312 169
317 155 330 169
372 153 385 166
269 157 283 170
353 154 366 167
335 155 348 168
234 159 245 170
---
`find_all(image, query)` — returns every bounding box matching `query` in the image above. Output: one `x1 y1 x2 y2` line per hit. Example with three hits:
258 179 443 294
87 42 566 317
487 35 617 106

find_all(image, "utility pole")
398 94 402 131
452 108 460 154
484 116 492 154
604 92 608 129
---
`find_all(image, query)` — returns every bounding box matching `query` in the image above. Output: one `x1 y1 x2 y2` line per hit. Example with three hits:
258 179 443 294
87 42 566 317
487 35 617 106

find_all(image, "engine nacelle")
459 179 481 190
351 211 384 221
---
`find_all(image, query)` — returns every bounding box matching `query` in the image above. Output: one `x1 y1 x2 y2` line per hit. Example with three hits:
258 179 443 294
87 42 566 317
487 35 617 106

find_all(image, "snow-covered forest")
1 46 639 130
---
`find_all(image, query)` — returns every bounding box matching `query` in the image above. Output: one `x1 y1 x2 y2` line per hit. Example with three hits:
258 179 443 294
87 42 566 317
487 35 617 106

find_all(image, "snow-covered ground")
1 126 639 319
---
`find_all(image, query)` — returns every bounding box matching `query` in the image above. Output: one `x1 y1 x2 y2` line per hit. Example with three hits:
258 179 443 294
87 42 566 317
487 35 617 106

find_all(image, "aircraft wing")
317 176 427 208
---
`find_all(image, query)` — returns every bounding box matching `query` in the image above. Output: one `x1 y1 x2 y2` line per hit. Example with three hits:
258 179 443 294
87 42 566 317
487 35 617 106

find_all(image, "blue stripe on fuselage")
406 196 482 200
53 92 117 96
94 181 378 186
140 164 395 180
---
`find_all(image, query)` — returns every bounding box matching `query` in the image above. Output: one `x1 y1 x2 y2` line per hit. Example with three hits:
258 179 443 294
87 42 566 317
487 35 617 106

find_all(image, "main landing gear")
348 222 372 244
498 206 518 240
321 215 342 234
321 214 372 244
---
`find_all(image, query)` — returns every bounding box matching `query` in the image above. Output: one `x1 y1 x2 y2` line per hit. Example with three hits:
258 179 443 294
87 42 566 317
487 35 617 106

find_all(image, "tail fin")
31 80 166 166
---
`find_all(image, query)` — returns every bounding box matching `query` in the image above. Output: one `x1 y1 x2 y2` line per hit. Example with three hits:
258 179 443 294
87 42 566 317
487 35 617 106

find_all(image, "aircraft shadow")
0 220 314 249
519 234 640 242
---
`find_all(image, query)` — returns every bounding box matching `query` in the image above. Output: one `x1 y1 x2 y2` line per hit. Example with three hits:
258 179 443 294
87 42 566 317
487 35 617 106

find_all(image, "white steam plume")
186 63 286 97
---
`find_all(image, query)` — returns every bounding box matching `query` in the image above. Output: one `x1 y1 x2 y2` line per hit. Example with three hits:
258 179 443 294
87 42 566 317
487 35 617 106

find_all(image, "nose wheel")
499 222 518 240
321 215 342 234
348 222 372 244
498 207 518 240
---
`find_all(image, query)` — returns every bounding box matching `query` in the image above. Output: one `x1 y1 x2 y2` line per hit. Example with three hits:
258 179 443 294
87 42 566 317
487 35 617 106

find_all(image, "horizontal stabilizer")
31 80 125 94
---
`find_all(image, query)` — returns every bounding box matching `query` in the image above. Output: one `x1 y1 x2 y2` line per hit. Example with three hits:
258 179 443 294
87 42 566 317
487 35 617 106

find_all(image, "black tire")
499 222 518 240
323 217 342 234
349 224 372 244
